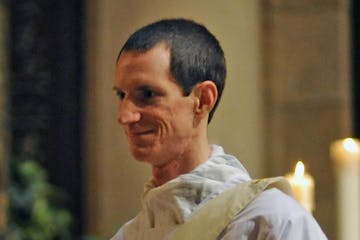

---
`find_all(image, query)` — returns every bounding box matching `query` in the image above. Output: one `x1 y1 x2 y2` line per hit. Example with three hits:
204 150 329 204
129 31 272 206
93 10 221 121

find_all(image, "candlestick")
330 137 360 240
285 161 315 213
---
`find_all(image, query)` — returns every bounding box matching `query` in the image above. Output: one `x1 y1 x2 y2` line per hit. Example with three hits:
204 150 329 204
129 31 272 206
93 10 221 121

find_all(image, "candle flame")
343 138 359 153
294 161 305 179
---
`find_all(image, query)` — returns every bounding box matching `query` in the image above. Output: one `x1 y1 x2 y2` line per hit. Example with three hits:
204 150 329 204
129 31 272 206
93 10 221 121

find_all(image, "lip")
126 129 156 148
125 128 157 143
128 129 156 136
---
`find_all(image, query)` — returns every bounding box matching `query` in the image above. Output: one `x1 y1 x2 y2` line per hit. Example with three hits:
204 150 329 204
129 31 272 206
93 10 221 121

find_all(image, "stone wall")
260 0 352 239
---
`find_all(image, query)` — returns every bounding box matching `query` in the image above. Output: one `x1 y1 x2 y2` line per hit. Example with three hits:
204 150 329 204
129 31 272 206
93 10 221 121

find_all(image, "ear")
193 81 218 117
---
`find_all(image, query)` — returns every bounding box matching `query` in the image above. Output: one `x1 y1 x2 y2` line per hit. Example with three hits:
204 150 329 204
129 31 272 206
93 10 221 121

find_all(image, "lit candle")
285 161 315 213
330 138 360 240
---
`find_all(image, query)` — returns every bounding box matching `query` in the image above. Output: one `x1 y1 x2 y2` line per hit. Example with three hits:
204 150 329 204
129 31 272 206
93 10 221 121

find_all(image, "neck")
151 136 211 186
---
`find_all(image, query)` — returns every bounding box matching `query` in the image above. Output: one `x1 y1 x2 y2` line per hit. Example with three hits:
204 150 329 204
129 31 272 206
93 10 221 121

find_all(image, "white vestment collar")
139 145 251 228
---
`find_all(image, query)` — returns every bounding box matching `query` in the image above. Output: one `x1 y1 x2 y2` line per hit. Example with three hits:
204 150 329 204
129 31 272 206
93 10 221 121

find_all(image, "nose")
117 99 141 125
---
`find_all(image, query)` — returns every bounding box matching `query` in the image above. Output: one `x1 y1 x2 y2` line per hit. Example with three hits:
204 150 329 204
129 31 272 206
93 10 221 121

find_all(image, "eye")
118 91 125 100
141 89 155 99
113 87 125 100
135 87 157 104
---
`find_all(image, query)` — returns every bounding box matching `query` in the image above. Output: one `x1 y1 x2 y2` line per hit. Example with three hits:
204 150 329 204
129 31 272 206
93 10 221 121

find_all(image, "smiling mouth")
126 129 157 144
127 131 156 148
130 129 156 136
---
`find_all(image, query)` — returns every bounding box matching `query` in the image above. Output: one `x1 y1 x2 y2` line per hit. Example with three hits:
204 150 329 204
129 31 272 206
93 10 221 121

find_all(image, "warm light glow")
343 138 360 154
285 160 314 212
294 161 305 179
330 138 360 166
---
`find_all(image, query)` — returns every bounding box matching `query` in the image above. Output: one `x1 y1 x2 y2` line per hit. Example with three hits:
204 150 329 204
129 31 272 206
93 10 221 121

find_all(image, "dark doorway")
9 0 85 238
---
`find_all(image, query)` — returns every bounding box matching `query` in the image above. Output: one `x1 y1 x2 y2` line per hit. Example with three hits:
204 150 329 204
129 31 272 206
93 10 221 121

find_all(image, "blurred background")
0 0 359 239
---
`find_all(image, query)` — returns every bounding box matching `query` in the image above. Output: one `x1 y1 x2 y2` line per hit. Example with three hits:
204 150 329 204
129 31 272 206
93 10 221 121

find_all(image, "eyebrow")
113 86 121 92
136 85 153 91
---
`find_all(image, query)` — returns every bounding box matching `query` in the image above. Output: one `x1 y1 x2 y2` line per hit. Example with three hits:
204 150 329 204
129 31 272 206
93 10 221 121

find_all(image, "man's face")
114 44 197 167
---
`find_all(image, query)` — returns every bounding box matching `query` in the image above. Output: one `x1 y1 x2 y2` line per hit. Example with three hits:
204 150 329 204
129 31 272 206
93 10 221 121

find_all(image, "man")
111 18 327 239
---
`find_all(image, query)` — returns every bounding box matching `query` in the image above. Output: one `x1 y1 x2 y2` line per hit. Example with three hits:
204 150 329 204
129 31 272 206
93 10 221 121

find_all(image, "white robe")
111 145 327 240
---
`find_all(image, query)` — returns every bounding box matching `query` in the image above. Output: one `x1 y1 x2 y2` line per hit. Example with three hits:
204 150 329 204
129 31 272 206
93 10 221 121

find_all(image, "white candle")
330 138 360 240
286 161 315 213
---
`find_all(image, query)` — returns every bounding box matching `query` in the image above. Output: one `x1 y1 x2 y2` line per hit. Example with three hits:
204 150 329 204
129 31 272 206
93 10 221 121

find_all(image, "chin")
130 145 157 163
129 141 189 166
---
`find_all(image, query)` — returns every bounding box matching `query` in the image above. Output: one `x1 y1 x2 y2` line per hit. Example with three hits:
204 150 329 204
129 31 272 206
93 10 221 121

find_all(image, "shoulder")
110 227 124 240
220 188 327 239
243 188 302 217
110 219 135 240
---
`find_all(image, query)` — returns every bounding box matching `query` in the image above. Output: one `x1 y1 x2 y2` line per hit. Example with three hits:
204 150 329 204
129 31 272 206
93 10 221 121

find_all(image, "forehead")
115 44 176 87
117 44 170 71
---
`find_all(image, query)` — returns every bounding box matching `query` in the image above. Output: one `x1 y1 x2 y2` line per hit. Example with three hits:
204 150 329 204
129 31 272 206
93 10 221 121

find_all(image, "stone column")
260 0 351 239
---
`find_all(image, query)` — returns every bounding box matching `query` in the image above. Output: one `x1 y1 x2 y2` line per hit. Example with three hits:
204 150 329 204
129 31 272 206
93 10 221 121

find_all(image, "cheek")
170 103 196 132
143 100 195 135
